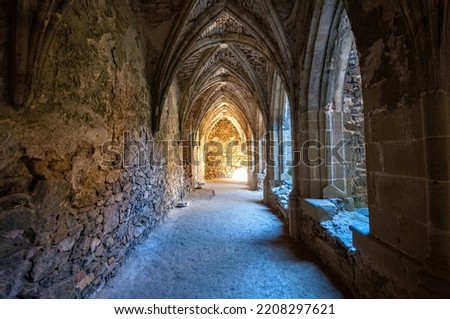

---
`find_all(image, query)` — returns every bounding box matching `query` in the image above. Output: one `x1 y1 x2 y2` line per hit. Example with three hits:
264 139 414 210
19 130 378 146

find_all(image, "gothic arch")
9 0 75 109
152 0 292 133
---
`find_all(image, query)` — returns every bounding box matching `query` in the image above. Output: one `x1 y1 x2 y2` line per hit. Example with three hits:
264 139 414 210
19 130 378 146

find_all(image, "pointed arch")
152 2 288 132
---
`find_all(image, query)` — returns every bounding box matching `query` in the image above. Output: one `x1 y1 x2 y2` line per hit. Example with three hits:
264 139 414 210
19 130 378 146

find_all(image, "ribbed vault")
151 0 293 183
152 0 293 136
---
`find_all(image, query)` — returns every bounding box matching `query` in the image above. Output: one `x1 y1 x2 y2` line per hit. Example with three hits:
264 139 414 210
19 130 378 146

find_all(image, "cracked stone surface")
96 180 350 299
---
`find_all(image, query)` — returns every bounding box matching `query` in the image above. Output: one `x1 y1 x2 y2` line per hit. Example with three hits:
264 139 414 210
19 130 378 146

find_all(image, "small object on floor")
212 190 215 196
176 201 189 208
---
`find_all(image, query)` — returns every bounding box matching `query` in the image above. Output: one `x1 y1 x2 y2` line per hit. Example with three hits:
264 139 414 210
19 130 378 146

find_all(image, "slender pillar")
263 131 276 204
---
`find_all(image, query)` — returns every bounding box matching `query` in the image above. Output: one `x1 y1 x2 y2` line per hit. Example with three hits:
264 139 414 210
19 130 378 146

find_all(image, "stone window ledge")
269 180 293 220
300 198 369 251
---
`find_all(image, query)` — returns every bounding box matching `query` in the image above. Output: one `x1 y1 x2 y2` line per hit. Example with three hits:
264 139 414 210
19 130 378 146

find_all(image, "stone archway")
203 117 247 180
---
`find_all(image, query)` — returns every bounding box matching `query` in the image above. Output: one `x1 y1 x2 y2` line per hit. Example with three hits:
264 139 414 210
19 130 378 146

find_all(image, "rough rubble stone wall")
343 43 367 207
269 180 292 221
0 1 183 298
204 119 246 179
296 213 416 298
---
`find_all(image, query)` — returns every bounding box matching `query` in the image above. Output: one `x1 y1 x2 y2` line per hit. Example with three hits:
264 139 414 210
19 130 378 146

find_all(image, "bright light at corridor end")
232 167 248 182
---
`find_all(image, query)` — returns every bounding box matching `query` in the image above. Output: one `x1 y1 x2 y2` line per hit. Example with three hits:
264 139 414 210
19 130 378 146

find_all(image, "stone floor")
95 180 351 299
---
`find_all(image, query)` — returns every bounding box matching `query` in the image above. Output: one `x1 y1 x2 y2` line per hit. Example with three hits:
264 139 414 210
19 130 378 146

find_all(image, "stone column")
247 139 258 190
189 132 201 186
298 110 324 198
288 110 303 239
263 130 276 204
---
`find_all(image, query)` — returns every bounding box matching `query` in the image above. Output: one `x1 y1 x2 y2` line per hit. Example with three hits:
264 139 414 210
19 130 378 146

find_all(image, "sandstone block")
103 204 119 233
30 248 68 283
58 237 76 252
36 231 52 246
72 188 97 208
0 252 32 298
0 193 30 210
48 279 76 299
0 207 36 234
383 141 425 178
398 218 427 261
31 180 71 212
54 224 68 244
76 273 94 290
369 207 399 248
90 237 101 252
0 158 33 196
0 177 33 197
105 170 120 184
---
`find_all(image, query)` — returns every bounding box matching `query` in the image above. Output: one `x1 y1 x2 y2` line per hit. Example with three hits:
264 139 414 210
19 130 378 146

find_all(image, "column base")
263 178 272 204
288 195 302 240
248 172 257 191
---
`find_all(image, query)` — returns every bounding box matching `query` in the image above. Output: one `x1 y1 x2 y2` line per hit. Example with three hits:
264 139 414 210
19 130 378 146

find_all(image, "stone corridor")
1 0 449 299
96 181 349 299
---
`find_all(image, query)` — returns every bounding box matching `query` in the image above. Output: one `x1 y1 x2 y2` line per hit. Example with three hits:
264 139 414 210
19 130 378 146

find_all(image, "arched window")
266 75 293 219
292 1 369 250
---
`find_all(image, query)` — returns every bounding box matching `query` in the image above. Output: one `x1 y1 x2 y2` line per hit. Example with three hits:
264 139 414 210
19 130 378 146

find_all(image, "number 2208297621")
255 303 336 315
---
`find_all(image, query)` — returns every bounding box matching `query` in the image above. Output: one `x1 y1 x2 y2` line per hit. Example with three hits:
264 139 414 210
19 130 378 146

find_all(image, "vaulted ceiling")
141 0 297 137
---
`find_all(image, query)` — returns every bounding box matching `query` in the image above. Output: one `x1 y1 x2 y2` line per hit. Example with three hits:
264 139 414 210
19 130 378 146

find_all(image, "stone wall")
343 0 433 275
342 43 367 207
269 180 292 221
289 0 450 297
0 1 183 298
295 211 420 298
0 6 7 99
204 118 247 179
